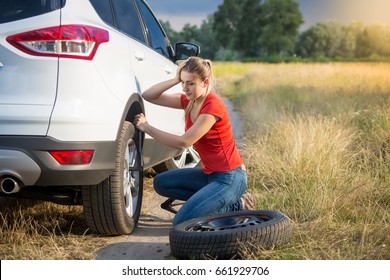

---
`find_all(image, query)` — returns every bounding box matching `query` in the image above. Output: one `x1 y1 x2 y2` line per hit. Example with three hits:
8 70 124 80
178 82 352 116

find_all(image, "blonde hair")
182 57 215 118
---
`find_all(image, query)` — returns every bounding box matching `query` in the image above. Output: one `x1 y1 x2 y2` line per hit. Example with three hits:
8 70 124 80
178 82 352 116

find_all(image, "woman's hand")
133 113 149 132
174 59 187 83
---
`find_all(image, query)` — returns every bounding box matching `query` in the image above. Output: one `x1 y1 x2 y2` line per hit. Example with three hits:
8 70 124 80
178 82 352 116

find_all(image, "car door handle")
165 66 173 74
134 51 145 61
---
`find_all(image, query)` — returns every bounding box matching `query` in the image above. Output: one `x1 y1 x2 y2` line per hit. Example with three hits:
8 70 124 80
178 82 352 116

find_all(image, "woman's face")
180 70 209 101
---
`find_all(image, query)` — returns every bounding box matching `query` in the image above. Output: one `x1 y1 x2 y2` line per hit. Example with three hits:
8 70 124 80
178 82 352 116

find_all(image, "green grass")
215 62 390 260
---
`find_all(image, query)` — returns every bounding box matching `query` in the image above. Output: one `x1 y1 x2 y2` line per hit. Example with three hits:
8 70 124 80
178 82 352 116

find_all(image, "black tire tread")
82 121 142 235
169 210 292 259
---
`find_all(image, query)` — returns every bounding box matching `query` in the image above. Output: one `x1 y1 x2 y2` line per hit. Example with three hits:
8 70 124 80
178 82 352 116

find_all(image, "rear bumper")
0 136 117 187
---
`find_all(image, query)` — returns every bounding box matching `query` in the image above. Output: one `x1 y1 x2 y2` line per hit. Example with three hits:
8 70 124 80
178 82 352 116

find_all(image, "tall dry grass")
215 62 390 259
0 199 107 260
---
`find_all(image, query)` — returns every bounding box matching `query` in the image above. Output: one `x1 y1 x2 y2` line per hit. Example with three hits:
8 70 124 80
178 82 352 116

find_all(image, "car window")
0 0 64 24
135 0 169 57
89 0 114 26
111 0 146 43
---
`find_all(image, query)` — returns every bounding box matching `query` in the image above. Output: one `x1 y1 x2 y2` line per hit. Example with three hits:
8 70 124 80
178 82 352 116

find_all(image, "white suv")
0 0 200 235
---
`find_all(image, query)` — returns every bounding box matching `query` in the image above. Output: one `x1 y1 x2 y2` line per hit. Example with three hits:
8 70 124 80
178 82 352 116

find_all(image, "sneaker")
241 193 256 210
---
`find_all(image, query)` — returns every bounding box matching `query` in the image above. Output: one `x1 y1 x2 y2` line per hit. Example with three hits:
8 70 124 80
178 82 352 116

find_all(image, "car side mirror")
174 42 200 61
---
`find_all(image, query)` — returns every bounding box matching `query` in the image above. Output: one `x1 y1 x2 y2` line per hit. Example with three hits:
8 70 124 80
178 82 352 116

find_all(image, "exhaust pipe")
1 177 22 194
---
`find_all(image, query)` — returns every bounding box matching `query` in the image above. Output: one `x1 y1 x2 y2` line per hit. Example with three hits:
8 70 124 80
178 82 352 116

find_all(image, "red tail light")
6 25 109 60
49 150 94 165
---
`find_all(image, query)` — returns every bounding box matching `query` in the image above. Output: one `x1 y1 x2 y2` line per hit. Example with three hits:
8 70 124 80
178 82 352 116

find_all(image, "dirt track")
96 186 176 260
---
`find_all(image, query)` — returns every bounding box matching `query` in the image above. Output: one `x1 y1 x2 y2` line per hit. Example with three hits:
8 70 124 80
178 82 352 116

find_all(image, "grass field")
214 62 390 259
1 63 389 260
0 199 104 259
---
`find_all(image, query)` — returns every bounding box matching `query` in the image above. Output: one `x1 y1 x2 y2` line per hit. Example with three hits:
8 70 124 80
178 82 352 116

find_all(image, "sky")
147 0 390 31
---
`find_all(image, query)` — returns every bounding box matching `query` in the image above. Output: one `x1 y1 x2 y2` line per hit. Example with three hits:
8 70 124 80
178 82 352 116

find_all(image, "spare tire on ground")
169 210 292 259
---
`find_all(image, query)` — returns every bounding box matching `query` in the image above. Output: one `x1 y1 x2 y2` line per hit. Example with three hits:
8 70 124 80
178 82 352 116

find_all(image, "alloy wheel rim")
173 146 201 168
123 139 139 217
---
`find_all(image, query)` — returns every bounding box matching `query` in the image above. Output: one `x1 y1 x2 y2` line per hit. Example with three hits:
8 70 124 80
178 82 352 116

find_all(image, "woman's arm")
142 78 182 109
134 113 218 150
142 63 186 109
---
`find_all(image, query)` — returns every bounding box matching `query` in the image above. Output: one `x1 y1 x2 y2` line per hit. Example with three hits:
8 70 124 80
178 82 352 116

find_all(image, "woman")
134 57 254 226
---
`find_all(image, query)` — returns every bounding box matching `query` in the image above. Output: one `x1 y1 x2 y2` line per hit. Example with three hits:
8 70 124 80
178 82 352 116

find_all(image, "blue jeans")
153 166 247 226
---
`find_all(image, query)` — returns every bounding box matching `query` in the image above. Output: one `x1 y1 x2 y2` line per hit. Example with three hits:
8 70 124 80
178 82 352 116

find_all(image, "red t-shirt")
180 93 243 174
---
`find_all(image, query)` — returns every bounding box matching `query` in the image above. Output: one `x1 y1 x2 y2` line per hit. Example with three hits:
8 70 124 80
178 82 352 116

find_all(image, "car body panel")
0 11 61 135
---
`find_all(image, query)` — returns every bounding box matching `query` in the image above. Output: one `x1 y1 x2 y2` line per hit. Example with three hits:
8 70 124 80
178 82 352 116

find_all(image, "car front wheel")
82 121 143 235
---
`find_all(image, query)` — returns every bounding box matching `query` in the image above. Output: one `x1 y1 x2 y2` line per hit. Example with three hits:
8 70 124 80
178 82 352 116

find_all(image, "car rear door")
133 0 184 135
0 0 62 136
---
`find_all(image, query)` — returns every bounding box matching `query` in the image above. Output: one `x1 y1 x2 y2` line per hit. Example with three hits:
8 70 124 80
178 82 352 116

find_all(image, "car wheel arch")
117 93 144 139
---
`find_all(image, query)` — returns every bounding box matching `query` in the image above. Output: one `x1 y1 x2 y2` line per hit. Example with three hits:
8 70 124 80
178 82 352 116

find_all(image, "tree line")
160 0 390 62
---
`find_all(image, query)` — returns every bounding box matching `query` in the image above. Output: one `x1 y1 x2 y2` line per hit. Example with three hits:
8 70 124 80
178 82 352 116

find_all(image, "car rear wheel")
153 146 201 173
82 121 143 235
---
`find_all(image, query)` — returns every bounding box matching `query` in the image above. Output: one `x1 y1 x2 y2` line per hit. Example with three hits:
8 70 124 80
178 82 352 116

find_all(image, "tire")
169 210 292 259
82 121 143 235
153 146 201 173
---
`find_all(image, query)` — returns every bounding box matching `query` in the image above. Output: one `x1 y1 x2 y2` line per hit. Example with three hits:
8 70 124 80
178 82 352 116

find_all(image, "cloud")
148 0 390 31
147 0 223 30
298 0 390 30
147 0 223 15
157 14 208 31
